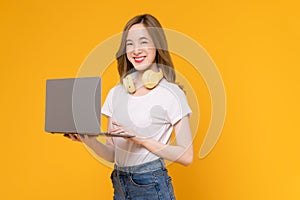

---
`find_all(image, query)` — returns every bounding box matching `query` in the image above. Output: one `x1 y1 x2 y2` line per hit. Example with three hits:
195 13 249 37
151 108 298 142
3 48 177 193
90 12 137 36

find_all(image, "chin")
133 63 152 71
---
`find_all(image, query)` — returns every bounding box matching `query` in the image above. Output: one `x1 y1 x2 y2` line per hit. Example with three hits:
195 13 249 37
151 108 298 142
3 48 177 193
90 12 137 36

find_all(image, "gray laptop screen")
45 77 101 134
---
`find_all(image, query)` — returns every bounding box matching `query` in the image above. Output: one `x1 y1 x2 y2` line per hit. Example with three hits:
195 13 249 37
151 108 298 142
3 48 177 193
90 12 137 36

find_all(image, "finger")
112 121 122 127
74 134 82 142
109 128 125 134
73 134 79 140
68 134 77 141
78 134 84 141
64 134 71 139
109 128 121 132
70 134 81 142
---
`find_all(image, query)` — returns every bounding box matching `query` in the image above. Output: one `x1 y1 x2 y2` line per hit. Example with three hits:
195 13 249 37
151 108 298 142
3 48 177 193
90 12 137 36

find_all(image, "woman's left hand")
110 121 148 145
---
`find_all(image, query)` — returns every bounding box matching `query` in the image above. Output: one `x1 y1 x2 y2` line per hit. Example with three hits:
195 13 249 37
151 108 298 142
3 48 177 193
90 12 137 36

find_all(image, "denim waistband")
114 159 166 174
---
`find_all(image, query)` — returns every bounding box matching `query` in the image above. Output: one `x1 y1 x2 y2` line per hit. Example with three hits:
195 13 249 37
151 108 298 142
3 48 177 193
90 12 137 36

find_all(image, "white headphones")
123 69 163 93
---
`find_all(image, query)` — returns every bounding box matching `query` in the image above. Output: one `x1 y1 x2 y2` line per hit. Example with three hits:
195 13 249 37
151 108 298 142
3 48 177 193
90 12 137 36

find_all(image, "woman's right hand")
63 133 82 142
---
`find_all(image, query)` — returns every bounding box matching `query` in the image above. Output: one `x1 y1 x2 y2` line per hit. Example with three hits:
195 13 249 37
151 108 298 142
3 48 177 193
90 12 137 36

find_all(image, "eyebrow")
139 37 149 41
125 37 150 43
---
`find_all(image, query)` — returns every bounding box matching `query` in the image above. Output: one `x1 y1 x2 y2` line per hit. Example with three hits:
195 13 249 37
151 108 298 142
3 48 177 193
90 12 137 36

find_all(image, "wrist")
84 137 98 149
140 138 152 147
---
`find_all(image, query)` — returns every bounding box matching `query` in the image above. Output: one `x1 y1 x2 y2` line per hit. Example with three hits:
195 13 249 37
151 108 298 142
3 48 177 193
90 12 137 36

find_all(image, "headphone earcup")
142 70 163 89
123 74 136 93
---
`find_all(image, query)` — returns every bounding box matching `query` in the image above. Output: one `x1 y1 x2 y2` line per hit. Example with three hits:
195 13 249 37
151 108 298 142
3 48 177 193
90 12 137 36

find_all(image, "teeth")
135 57 144 61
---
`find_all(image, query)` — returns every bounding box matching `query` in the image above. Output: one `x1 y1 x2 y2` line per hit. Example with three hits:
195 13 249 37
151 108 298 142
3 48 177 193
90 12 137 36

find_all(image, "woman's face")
126 23 156 71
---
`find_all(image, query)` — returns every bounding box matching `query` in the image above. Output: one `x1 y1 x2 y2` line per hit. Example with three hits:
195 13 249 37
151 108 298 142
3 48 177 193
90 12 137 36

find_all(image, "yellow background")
1 0 299 199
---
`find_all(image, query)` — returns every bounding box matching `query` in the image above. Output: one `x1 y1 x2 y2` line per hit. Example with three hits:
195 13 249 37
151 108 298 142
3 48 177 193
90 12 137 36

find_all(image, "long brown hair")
116 14 176 83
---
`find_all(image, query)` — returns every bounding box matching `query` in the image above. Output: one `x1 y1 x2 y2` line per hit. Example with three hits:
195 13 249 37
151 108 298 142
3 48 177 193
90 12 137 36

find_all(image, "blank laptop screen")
45 77 101 134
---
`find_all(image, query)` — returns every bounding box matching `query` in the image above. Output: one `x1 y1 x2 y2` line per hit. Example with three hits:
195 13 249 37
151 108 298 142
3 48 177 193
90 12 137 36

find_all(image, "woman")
66 14 193 200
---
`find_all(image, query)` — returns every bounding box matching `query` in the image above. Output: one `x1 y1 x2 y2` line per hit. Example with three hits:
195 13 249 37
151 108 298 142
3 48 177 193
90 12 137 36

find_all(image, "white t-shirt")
101 78 192 167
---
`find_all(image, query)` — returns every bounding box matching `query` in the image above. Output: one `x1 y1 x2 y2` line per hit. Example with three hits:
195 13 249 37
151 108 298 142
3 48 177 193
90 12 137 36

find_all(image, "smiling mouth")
134 56 146 63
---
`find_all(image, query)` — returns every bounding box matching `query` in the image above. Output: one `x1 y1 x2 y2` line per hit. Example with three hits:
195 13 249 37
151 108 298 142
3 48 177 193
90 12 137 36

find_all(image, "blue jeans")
111 159 176 200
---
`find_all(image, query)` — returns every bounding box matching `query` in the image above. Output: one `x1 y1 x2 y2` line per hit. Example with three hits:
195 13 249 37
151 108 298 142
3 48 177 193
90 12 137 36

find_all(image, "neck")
134 63 158 88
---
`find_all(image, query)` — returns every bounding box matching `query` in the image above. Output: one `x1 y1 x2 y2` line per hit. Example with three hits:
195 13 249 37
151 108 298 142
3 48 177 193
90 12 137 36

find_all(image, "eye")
126 42 133 46
141 41 148 45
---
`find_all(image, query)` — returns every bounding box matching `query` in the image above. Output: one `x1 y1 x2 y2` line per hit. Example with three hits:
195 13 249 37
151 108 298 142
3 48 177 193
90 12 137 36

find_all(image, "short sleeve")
101 87 115 117
167 86 192 125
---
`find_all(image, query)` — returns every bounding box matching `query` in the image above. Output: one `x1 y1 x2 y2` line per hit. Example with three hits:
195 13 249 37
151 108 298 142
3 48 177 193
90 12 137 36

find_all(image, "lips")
134 56 146 63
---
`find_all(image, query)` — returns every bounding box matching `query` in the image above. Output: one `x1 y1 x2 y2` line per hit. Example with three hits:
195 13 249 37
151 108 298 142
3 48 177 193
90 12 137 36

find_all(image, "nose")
132 45 142 55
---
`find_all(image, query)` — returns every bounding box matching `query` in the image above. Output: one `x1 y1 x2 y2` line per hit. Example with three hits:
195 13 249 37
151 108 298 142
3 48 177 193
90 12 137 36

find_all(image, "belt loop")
159 158 165 169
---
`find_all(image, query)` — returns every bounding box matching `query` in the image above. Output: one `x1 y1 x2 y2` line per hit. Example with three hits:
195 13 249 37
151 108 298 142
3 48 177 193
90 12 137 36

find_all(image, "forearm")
85 139 115 163
142 139 193 166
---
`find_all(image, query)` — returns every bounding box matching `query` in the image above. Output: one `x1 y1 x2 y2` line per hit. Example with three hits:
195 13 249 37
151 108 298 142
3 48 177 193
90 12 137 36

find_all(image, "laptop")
45 77 134 138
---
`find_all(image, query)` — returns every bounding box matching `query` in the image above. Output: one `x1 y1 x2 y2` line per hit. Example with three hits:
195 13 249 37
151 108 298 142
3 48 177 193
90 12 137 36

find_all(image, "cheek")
126 52 133 62
147 49 156 62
